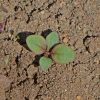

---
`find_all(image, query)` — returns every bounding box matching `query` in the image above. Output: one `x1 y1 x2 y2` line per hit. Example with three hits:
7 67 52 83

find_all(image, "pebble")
76 95 82 100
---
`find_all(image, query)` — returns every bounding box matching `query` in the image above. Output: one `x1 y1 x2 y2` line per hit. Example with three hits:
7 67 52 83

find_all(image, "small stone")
40 11 45 14
76 96 82 100
63 37 69 43
94 59 100 64
61 33 70 43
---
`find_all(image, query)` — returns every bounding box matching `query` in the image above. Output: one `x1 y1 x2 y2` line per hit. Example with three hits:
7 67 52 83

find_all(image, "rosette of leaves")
26 32 75 71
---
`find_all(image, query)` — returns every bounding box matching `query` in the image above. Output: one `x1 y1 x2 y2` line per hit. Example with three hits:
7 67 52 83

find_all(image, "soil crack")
15 47 23 67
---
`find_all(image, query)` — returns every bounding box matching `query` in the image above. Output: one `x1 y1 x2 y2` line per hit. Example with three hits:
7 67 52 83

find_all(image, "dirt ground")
0 0 100 100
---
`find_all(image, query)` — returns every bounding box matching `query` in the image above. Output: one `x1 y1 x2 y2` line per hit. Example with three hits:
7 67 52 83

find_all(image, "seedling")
26 32 75 71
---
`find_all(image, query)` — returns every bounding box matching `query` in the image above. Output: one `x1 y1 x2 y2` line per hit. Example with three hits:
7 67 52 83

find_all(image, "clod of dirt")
83 35 100 54
0 22 4 32
0 75 11 100
27 65 38 78
0 75 11 88
0 88 5 100
88 37 100 53
29 86 40 100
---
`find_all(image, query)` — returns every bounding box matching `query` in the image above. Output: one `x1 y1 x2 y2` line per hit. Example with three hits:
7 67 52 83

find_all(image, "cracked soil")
0 0 100 100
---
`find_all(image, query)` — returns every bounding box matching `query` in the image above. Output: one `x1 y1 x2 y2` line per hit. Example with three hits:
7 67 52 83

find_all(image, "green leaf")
46 32 59 50
51 44 75 64
26 35 46 54
39 56 53 71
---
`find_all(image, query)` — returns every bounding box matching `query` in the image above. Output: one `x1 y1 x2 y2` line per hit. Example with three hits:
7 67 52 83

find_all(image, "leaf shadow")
41 29 52 38
32 54 43 67
17 31 34 50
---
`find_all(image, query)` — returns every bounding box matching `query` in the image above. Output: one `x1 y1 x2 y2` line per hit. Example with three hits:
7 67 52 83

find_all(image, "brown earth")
0 0 100 100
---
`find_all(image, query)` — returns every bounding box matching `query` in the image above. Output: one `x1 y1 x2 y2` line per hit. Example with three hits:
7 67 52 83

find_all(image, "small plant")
26 32 75 71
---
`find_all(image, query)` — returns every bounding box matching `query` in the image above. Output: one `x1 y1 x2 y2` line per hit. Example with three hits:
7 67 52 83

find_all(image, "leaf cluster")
26 32 75 71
